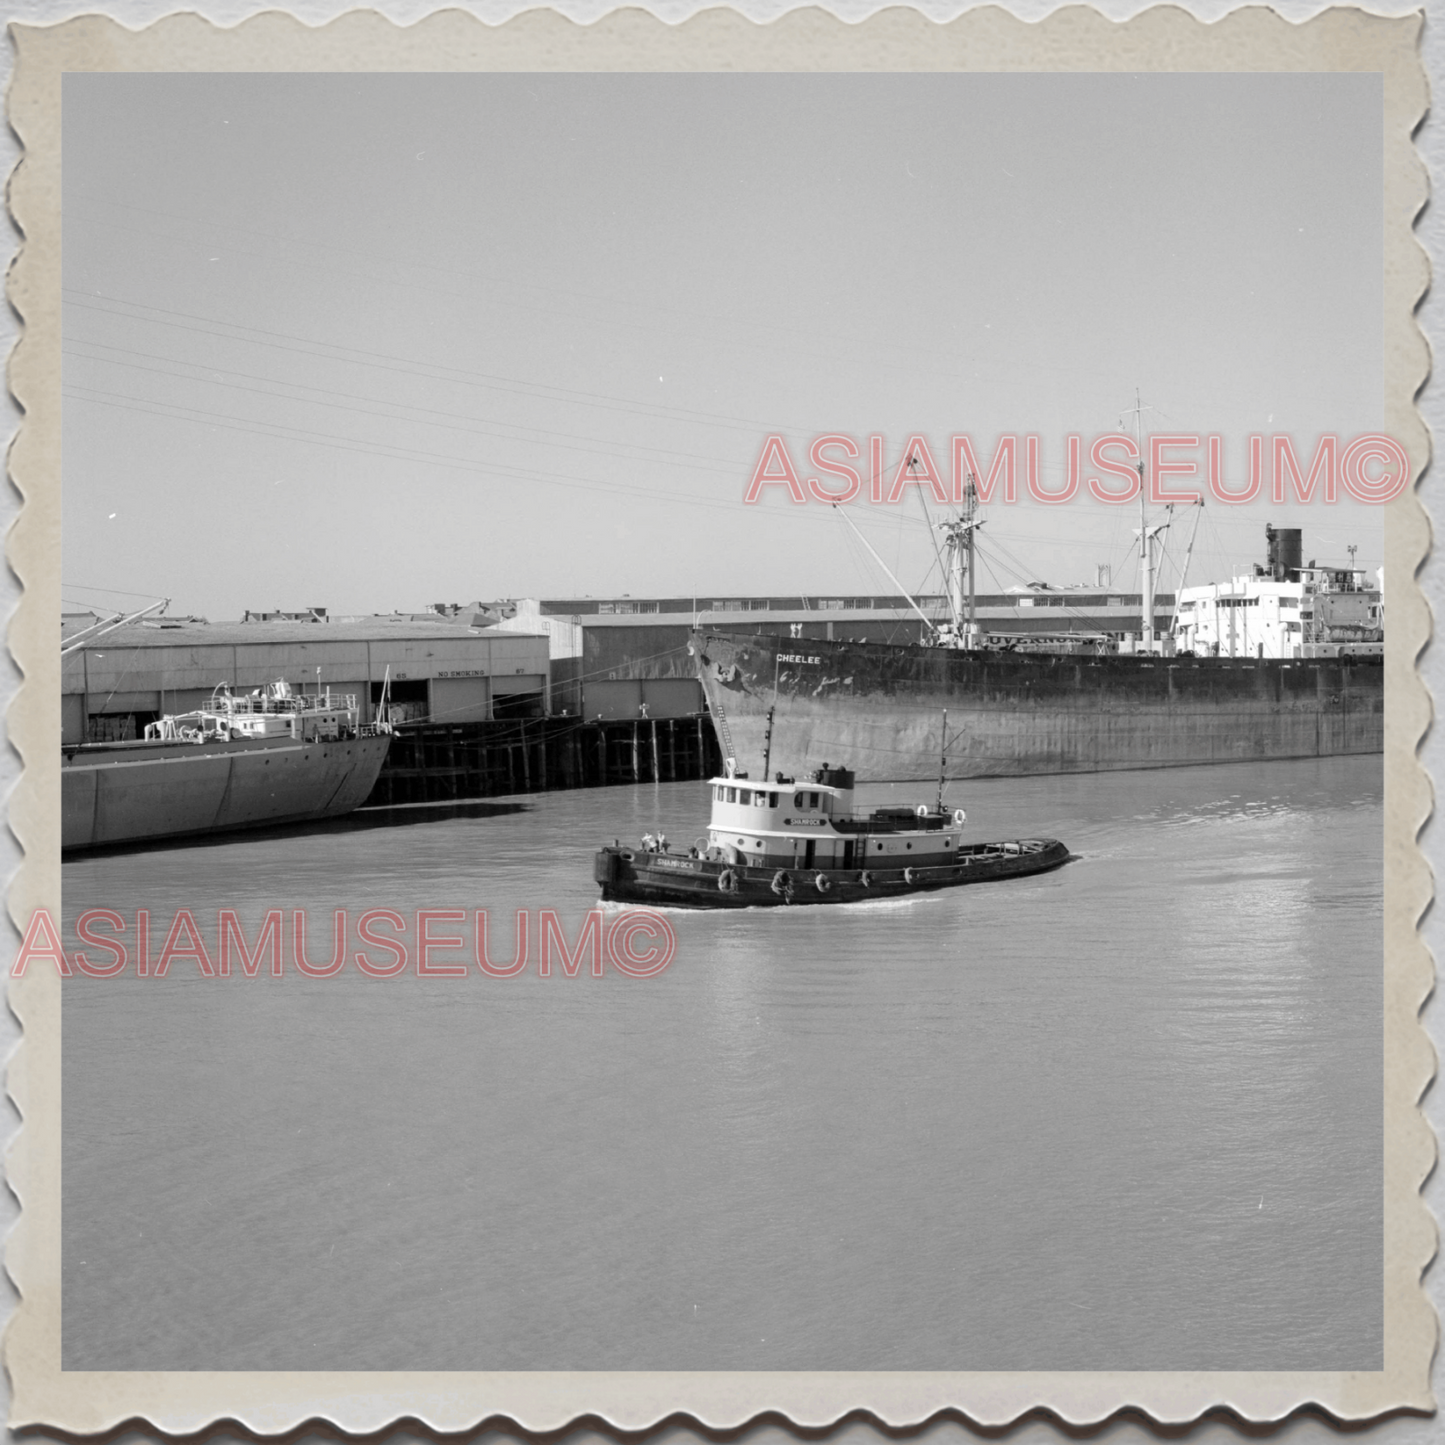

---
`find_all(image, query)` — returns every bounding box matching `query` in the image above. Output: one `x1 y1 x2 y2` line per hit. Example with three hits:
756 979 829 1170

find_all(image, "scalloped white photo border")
2 5 1433 1434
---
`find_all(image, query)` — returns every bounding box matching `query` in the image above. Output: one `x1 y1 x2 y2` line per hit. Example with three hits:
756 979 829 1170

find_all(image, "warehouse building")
61 615 550 745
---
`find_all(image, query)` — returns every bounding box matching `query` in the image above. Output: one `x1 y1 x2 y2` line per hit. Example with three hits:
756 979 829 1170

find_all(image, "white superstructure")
1172 563 1382 661
143 679 379 744
694 762 967 872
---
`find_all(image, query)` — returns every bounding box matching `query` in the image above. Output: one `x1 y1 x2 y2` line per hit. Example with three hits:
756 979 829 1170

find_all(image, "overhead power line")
63 385 758 518
64 341 743 478
63 290 794 438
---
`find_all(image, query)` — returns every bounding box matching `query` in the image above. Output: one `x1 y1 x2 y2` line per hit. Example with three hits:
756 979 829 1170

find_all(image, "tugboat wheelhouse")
702 765 966 872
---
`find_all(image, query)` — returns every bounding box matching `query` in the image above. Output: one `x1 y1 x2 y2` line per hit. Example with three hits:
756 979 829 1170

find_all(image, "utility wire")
64 342 744 477
63 290 793 438
63 386 753 517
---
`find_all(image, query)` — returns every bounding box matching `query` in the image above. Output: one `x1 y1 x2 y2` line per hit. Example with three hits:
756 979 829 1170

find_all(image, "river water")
60 755 1383 1372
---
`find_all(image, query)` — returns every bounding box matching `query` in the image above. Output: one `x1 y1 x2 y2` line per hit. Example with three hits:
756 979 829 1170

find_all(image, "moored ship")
62 680 392 851
594 764 1068 908
691 525 1383 783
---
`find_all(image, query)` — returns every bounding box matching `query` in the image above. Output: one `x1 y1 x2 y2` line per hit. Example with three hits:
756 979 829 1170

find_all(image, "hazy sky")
62 71 1385 621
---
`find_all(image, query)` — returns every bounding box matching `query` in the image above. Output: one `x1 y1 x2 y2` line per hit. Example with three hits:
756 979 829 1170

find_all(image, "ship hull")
61 732 392 850
692 630 1384 782
596 838 1070 909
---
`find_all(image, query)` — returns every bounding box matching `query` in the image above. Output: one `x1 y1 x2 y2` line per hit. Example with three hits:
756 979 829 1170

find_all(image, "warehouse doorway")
492 689 545 720
85 709 160 743
370 678 430 725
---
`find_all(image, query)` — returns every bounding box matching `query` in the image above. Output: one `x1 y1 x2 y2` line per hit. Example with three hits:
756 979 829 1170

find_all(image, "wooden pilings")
366 713 724 807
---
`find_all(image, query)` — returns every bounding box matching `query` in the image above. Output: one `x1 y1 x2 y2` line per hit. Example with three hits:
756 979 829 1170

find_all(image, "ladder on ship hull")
708 695 738 768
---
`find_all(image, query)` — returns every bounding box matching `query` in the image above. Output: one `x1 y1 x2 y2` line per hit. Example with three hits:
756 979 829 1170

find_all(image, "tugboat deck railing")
830 813 950 834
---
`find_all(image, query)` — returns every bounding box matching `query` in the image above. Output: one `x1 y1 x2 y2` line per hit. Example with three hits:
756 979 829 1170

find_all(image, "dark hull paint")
692 629 1384 781
61 732 392 850
596 838 1070 909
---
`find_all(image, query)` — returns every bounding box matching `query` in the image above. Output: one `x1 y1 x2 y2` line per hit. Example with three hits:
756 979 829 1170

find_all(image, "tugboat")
593 762 1069 909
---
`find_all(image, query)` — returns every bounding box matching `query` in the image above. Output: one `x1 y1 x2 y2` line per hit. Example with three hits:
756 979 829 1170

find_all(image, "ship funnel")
1264 524 1302 582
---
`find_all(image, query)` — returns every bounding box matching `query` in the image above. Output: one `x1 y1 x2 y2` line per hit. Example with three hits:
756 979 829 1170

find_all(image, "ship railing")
295 692 359 714
833 814 949 835
218 689 305 716
208 682 360 717
223 696 296 715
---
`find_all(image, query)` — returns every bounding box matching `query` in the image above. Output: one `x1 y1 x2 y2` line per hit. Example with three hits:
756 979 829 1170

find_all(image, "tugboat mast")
936 708 949 812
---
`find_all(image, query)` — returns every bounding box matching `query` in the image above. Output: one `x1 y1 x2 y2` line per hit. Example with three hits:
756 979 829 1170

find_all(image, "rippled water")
61 755 1383 1371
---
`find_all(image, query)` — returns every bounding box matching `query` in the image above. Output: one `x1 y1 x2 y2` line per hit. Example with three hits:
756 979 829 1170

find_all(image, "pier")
365 713 724 806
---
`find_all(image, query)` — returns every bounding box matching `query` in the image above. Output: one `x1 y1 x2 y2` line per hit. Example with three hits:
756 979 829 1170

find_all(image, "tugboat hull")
596 837 1070 909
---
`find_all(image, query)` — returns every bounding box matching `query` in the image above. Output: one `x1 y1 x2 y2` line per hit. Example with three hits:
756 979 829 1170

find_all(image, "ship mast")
937 473 982 649
965 473 977 644
1126 388 1166 655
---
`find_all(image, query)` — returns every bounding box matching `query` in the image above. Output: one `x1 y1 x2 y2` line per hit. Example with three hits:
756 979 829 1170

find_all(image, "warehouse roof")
66 617 545 651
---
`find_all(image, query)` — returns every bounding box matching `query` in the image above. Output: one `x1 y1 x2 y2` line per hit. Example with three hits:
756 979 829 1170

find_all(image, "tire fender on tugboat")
770 870 790 896
904 867 917 885
815 872 832 894
718 868 738 894
859 870 872 887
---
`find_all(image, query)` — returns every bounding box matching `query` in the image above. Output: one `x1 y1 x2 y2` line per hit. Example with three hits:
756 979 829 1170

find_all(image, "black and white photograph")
2 2 1436 1435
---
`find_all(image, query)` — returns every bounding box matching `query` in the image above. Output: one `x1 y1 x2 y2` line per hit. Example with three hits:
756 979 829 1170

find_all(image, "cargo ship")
62 680 392 851
594 763 1068 908
691 523 1383 783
